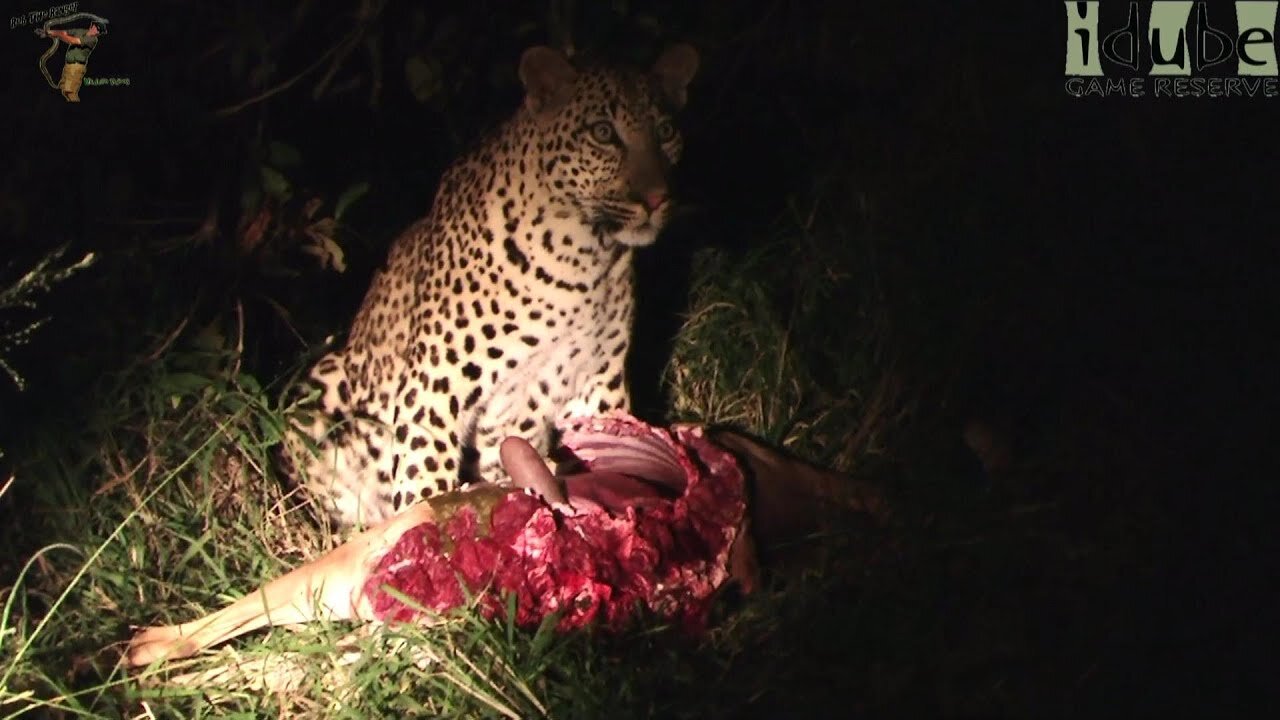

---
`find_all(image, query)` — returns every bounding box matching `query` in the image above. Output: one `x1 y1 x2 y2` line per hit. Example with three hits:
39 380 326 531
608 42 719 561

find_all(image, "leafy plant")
0 246 96 392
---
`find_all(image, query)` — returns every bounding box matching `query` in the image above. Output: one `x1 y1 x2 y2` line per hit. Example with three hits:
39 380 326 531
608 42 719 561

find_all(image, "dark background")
0 1 1273 715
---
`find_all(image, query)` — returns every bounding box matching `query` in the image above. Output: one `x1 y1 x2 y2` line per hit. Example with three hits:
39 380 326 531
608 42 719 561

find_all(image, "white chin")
613 223 660 248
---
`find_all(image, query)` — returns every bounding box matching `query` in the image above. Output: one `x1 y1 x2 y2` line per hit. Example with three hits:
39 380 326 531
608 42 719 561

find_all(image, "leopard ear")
651 44 699 110
519 46 579 115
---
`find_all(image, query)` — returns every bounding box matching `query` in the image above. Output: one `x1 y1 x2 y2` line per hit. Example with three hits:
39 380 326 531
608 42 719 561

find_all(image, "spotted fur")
282 45 700 529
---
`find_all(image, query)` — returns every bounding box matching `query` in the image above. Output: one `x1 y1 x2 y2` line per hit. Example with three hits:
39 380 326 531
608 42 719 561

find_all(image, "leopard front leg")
470 402 559 486
559 293 634 420
558 354 631 420
470 358 628 485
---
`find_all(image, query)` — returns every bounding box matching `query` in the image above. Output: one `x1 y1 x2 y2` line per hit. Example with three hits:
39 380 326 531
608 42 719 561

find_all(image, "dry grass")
0 212 908 717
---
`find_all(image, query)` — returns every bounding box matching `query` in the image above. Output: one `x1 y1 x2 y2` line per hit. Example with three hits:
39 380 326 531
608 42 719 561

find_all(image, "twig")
231 298 245 378
145 313 192 363
214 28 356 118
313 0 386 100
93 454 148 498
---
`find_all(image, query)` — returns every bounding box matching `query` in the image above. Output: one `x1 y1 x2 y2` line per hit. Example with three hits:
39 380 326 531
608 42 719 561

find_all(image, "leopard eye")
655 118 676 143
588 121 617 145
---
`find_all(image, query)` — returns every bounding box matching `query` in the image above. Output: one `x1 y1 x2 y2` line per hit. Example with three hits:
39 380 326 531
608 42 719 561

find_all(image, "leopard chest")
290 42 699 529
479 299 628 428
450 248 635 442
379 204 637 465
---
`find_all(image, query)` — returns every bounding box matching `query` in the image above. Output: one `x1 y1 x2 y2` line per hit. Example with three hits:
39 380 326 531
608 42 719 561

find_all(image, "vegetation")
0 1 1263 718
0 247 96 393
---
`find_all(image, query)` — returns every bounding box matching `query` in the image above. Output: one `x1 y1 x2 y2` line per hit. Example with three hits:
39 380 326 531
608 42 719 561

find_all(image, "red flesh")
363 413 747 632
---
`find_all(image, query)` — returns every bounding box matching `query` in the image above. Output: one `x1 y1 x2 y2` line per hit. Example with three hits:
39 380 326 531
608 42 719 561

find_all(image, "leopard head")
519 44 699 248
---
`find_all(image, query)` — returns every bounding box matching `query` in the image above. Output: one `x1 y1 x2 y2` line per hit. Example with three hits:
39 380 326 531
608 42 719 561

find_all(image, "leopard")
282 44 700 530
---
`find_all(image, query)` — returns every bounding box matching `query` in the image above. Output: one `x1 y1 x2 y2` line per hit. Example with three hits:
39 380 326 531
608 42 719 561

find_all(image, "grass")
0 197 1176 717
0 186 936 718
3 0 1260 713
0 168 1181 720
0 110 1158 720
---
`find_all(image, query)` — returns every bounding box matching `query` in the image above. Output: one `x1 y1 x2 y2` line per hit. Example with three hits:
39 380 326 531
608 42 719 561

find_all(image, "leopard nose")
639 190 668 212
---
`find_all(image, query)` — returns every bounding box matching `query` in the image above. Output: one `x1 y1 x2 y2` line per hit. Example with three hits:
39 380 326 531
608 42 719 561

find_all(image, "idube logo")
1064 1 1279 98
